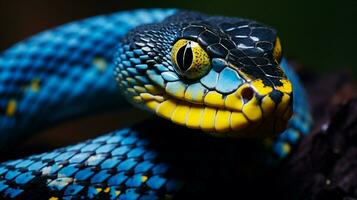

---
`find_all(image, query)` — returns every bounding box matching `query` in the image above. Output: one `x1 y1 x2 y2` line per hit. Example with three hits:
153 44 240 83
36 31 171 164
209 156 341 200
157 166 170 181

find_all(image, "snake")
0 9 312 199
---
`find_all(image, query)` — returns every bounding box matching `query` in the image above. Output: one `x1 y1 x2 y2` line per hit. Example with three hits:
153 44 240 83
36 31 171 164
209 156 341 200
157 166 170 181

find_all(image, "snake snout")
221 77 293 137
243 79 293 137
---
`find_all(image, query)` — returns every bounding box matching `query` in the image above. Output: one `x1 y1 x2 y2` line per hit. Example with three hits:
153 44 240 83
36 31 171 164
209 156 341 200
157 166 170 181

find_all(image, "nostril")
241 87 254 103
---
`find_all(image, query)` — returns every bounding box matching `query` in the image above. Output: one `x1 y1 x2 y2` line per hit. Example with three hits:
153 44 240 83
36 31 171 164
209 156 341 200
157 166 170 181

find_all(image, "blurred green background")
0 0 356 75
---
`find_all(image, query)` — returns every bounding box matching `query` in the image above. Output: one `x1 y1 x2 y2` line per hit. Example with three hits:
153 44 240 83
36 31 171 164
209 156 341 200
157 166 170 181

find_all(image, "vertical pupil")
184 47 193 71
176 43 193 71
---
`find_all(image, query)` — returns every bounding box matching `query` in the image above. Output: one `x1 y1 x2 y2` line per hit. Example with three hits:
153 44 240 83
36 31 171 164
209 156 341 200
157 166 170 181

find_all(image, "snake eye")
171 39 210 80
273 37 282 63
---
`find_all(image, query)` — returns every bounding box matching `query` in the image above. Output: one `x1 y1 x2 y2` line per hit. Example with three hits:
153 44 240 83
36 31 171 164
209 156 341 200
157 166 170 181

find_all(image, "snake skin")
0 9 176 148
0 9 312 199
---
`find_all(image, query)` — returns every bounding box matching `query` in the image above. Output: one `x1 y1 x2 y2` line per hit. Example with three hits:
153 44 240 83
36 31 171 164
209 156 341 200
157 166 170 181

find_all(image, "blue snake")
0 9 312 199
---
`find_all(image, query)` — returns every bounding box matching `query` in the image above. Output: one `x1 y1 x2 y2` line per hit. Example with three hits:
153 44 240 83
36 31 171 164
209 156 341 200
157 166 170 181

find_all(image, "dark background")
0 2 356 199
0 0 356 75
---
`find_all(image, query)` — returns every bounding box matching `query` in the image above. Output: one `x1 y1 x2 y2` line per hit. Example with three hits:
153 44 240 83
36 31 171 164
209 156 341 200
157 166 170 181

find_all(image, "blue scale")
127 147 145 158
95 144 117 154
117 159 138 171
118 188 140 200
121 135 139 145
101 157 122 169
112 146 131 156
54 152 76 162
90 170 111 184
48 178 72 191
3 188 23 199
58 165 79 177
0 181 8 192
42 163 62 175
64 184 84 196
69 152 91 163
125 174 145 187
108 172 128 186
215 67 242 93
146 176 166 190
200 70 219 89
5 170 21 180
14 172 34 185
135 161 154 173
75 168 94 181
152 164 169 175
86 154 107 166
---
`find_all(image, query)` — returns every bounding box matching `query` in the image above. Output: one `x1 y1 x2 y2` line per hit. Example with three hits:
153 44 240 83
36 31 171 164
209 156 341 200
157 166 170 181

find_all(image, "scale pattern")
0 128 183 199
0 9 176 148
0 9 312 199
176 13 287 87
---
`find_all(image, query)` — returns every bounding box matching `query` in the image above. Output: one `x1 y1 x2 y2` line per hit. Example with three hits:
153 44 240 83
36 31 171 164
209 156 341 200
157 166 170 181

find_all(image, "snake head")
115 11 293 137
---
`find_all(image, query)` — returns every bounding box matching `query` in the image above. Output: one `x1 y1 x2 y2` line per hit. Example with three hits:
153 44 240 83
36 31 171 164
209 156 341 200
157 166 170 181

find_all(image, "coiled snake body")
0 9 312 199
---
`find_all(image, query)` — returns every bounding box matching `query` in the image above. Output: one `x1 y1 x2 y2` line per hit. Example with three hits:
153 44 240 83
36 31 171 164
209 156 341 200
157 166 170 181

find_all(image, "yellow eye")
171 39 210 80
273 37 282 63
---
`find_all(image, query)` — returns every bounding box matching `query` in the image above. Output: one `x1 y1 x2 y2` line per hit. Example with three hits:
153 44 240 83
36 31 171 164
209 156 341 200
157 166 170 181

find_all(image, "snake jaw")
123 75 293 138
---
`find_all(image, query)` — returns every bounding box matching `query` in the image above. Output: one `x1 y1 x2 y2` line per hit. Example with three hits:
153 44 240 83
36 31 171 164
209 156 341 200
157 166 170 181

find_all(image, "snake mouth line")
155 97 251 134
